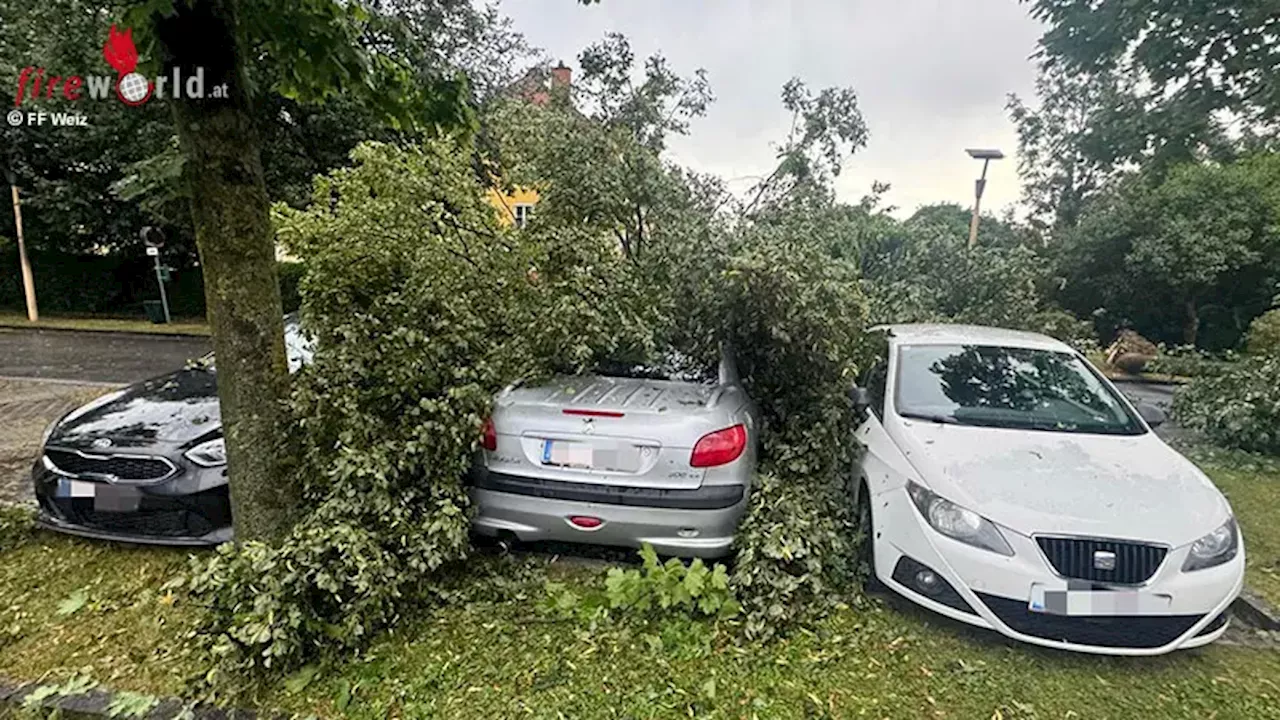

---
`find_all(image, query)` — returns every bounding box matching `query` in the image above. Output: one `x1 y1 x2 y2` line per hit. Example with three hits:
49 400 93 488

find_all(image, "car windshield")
200 314 314 373
894 344 1145 435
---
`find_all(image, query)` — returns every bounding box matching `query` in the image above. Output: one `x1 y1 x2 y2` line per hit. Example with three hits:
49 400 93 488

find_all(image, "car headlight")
184 437 227 467
1182 518 1239 572
906 481 1014 556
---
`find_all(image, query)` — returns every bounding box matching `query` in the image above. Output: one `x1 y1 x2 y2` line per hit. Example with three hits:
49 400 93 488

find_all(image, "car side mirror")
1137 402 1166 428
849 386 871 416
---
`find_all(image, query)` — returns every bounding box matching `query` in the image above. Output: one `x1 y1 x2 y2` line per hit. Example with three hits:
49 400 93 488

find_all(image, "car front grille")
45 449 176 482
977 593 1203 649
1035 536 1167 585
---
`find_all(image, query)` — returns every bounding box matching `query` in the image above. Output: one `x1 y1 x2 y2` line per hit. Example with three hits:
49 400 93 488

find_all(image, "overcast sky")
497 0 1045 218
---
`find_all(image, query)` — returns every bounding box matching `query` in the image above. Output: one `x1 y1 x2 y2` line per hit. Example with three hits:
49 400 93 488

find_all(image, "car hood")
891 420 1230 547
50 368 222 449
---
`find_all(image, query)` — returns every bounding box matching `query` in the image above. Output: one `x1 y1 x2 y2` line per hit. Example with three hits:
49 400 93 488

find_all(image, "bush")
1147 345 1239 378
862 228 1048 332
186 140 653 681
641 204 871 637
1172 355 1280 454
1246 309 1280 356
543 544 740 622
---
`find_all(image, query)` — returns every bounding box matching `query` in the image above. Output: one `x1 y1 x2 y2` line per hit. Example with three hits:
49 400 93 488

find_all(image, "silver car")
469 353 757 558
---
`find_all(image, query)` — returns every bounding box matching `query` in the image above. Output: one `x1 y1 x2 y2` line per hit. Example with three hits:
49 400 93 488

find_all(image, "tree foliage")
189 139 653 679
1052 155 1280 348
1173 355 1280 455
1028 0 1280 138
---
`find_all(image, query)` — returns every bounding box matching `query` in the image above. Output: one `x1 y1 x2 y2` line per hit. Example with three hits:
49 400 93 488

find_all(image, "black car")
32 316 312 545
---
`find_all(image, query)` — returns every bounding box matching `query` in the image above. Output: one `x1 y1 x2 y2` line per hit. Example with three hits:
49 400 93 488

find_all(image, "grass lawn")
0 312 209 337
2 450 1279 718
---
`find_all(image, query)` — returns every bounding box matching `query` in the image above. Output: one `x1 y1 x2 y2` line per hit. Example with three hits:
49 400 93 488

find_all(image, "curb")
1231 589 1280 631
0 323 210 339
0 678 257 720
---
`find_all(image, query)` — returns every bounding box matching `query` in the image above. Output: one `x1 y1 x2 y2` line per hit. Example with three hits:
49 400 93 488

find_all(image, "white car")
854 324 1244 655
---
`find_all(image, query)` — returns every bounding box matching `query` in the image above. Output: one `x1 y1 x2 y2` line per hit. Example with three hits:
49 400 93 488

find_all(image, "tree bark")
154 0 298 540
1183 296 1200 347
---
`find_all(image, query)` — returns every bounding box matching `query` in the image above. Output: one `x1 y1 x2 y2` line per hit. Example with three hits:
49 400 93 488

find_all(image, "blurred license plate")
54 480 140 512
541 440 641 471
1029 583 1171 616
542 440 594 468
56 479 95 498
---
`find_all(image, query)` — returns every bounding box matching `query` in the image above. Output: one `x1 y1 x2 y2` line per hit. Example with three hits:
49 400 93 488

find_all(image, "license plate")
540 440 644 471
542 440 596 469
55 479 96 498
1029 582 1172 616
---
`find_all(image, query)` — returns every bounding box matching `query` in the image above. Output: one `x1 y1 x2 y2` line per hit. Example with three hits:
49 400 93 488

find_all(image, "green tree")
1028 0 1280 138
1006 64 1145 231
489 33 711 258
126 0 473 540
744 78 869 214
1056 157 1280 348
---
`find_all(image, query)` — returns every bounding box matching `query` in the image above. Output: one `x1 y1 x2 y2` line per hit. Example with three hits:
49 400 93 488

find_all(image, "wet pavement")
0 379 113 505
0 328 208 384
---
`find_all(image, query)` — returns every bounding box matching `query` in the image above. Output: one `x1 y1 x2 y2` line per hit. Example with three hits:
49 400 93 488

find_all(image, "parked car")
853 324 1243 655
31 315 313 545
468 351 757 558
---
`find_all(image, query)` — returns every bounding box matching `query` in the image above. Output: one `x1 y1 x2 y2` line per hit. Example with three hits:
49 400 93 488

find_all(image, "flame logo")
103 25 139 75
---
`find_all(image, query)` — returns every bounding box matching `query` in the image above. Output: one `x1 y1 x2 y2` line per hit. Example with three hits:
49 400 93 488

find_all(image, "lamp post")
965 148 1004 249
4 166 38 321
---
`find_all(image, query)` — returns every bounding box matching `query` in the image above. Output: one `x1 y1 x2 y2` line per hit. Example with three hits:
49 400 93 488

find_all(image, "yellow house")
485 63 571 227
487 185 540 228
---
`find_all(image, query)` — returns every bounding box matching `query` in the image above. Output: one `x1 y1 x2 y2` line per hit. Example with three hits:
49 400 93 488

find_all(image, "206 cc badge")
91 437 113 449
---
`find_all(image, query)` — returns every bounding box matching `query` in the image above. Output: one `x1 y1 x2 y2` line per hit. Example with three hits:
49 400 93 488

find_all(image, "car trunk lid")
487 376 728 490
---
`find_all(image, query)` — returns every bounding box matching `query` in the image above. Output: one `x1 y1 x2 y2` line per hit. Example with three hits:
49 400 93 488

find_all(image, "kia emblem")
91 437 113 449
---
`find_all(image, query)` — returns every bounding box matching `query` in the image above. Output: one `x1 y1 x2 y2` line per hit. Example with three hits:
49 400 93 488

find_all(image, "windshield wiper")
899 411 959 425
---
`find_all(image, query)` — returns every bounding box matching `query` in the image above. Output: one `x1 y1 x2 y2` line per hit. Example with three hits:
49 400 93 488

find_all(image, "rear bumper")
469 484 748 559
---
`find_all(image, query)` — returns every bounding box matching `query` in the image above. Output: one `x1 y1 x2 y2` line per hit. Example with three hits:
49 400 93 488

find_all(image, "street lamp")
965 148 1004 249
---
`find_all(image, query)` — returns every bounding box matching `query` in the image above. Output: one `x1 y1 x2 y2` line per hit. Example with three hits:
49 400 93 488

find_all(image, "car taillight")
481 417 497 451
690 424 747 468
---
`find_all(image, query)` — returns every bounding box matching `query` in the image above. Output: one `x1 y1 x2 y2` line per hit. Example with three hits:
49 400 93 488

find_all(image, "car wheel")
857 481 884 592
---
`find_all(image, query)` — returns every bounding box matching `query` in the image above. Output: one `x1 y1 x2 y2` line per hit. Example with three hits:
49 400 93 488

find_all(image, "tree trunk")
1183 297 1200 347
154 0 298 540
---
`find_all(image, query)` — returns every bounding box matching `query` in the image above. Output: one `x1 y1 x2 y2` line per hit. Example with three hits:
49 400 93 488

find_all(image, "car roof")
871 323 1074 353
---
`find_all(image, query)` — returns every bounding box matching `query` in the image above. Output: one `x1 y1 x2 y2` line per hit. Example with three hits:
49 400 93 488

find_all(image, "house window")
513 203 534 228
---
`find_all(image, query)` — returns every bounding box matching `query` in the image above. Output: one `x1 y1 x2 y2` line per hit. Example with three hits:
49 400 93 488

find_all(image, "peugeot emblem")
91 437 113 449
1093 550 1117 571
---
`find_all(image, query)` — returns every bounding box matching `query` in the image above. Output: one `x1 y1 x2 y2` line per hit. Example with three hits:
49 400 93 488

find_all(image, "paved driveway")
0 379 111 505
0 328 208 384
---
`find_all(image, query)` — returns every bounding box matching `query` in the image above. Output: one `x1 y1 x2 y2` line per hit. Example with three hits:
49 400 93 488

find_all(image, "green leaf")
56 588 88 616
285 664 320 693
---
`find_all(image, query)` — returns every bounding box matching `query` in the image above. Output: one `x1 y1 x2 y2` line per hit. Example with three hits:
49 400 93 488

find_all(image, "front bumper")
872 486 1244 655
32 456 232 546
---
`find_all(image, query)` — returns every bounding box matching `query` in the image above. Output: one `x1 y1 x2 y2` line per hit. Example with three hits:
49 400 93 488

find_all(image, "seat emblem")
1093 550 1117 570
91 437 113 449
